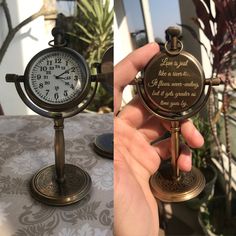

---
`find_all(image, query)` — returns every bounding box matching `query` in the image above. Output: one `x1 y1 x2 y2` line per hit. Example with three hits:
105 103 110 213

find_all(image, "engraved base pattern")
31 164 91 206
150 164 205 202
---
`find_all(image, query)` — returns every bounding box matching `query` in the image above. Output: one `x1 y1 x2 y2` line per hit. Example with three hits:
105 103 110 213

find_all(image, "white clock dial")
28 50 84 105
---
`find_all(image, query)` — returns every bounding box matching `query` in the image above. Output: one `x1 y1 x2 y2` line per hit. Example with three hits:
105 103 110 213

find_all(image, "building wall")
114 0 134 105
114 0 133 64
179 0 212 78
0 0 53 115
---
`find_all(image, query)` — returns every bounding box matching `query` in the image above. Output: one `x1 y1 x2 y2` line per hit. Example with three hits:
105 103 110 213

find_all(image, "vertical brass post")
167 26 181 51
171 34 177 50
54 117 65 184
171 121 180 178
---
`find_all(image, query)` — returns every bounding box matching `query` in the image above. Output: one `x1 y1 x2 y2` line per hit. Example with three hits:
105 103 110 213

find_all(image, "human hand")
114 43 204 236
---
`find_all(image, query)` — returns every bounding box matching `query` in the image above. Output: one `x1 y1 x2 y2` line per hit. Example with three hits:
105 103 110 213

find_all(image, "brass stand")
6 26 104 206
150 121 205 202
30 117 91 206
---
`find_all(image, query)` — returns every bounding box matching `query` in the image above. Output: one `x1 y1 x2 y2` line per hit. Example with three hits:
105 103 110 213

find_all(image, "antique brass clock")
136 26 222 202
24 47 90 112
5 27 112 206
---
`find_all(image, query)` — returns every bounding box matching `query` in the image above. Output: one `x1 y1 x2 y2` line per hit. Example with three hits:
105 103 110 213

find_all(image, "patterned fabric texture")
0 114 113 236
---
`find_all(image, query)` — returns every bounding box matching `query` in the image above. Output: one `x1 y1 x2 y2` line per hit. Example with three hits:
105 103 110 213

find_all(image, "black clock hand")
54 75 71 80
55 67 75 78
55 75 64 80
56 71 68 78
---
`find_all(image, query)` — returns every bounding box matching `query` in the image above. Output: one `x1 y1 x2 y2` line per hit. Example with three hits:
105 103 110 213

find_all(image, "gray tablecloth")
0 113 113 236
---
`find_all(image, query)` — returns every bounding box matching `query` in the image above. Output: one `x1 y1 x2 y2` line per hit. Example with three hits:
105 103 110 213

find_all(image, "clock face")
24 48 90 111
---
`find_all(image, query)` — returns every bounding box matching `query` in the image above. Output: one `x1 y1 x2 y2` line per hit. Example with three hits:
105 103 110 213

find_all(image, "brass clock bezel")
24 47 91 112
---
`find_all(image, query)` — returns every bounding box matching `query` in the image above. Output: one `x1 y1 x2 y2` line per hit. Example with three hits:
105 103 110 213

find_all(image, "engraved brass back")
143 51 205 113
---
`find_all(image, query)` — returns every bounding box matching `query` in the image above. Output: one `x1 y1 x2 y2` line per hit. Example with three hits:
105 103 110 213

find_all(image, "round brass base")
93 133 113 159
30 164 91 206
150 164 205 202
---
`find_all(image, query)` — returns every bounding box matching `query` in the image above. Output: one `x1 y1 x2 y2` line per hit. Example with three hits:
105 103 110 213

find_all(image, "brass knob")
166 26 181 38
166 26 182 51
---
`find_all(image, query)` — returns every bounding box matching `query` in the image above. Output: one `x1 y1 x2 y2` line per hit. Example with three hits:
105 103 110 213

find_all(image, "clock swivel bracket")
136 26 223 202
5 27 102 206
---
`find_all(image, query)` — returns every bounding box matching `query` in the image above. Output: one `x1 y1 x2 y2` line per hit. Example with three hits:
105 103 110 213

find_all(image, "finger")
153 140 192 172
114 117 161 175
114 42 160 89
153 138 171 160
178 144 192 172
118 96 153 129
181 120 204 148
114 43 160 114
139 116 167 142
161 120 204 148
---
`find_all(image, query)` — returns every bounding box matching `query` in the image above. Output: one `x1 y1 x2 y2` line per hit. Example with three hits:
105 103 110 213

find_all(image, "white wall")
0 0 52 115
114 0 134 106
114 0 133 65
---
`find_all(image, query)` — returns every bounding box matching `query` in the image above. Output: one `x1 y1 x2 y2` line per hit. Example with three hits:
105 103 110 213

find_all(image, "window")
148 0 181 43
123 0 147 48
123 0 181 47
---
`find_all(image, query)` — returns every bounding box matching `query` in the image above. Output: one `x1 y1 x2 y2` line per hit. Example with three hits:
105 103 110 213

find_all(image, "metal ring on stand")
164 40 183 55
48 39 67 48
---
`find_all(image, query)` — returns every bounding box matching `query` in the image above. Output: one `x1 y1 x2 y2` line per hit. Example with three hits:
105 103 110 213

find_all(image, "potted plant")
68 0 113 113
184 0 236 234
186 114 217 210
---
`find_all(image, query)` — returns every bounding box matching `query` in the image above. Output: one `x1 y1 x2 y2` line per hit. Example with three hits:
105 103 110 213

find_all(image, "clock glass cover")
24 47 90 111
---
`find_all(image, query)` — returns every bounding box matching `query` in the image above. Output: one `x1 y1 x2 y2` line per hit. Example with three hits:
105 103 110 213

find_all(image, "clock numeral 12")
55 58 62 64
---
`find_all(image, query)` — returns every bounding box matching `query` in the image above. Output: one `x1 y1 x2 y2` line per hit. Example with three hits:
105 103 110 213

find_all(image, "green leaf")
94 0 102 19
79 0 96 17
70 0 113 67
75 22 94 39
104 13 113 30
78 36 92 44
77 2 90 19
